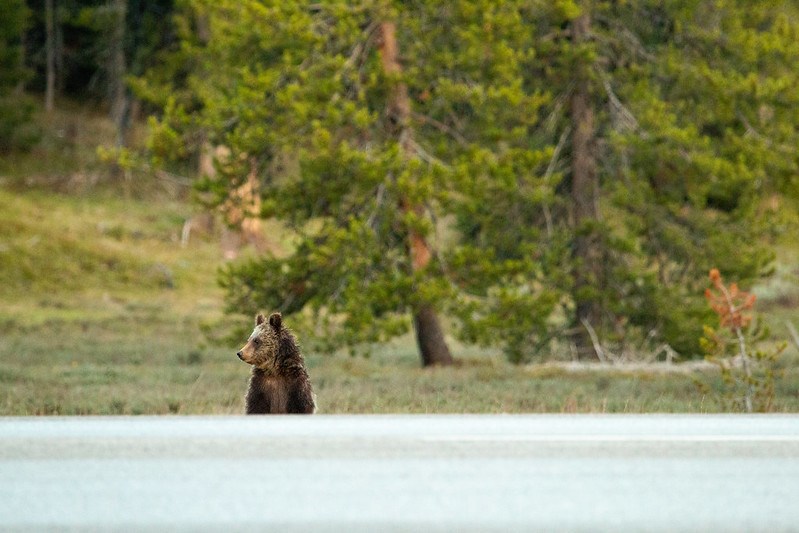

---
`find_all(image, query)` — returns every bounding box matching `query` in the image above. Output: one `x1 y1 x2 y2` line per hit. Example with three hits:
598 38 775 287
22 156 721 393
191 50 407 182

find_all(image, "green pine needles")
137 0 798 365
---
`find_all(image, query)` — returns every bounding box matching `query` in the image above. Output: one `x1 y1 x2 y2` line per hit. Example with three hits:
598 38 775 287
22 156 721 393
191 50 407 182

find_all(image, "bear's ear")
268 312 282 331
255 313 266 326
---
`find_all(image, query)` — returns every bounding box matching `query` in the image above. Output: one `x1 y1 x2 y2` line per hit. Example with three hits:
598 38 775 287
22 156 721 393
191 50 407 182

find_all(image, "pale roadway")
1 415 798 532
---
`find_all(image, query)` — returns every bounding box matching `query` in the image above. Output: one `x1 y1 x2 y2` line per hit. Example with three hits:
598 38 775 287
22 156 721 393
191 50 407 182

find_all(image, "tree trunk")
110 0 128 147
377 21 453 367
45 0 55 113
55 3 64 93
570 7 602 360
413 305 454 367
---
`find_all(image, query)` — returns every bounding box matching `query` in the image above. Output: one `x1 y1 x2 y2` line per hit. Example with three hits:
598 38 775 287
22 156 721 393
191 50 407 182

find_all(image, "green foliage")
699 321 785 413
0 0 28 88
139 0 795 363
4 301 799 413
142 0 565 361
543 0 785 355
697 269 786 412
20 0 177 101
0 93 39 152
0 0 36 151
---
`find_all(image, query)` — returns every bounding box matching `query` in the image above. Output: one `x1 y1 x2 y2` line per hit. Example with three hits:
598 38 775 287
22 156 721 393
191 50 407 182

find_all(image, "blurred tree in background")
0 0 37 151
453 0 791 359
597 0 797 355
20 0 175 143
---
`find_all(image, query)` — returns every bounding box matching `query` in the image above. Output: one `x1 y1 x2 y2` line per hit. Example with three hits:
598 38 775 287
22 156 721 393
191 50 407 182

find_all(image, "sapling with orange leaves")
701 269 784 412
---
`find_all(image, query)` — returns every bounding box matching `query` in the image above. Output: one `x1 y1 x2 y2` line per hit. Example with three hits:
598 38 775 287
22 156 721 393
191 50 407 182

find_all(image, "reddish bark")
378 21 453 367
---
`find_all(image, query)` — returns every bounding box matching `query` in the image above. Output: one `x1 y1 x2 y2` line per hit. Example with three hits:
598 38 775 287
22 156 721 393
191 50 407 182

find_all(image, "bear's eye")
253 338 261 346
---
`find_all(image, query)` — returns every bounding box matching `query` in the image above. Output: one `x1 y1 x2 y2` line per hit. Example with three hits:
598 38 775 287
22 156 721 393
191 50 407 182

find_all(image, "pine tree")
376 19 453 365
0 0 35 151
140 0 795 363
45 0 56 112
145 0 563 364
496 0 785 358
441 0 788 360
568 2 603 359
597 0 791 354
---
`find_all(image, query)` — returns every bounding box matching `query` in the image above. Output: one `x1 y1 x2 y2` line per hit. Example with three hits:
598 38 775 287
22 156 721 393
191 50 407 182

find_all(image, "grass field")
1 105 798 415
2 298 799 415
0 184 797 415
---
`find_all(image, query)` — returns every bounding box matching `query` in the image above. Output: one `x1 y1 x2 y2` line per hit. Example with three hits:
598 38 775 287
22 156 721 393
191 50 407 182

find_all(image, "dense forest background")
1 0 799 413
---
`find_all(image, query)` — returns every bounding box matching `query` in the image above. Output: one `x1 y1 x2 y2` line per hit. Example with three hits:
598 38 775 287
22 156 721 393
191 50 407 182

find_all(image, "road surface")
1 415 798 531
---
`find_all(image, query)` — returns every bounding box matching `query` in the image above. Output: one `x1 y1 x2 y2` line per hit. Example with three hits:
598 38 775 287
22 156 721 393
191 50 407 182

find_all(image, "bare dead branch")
365 183 386 230
541 126 571 238
543 87 570 135
411 111 468 147
580 318 610 363
407 137 451 169
601 76 639 133
343 20 380 70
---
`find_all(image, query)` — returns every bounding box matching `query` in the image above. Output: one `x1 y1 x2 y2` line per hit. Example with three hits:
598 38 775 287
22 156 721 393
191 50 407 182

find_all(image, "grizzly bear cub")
236 312 315 414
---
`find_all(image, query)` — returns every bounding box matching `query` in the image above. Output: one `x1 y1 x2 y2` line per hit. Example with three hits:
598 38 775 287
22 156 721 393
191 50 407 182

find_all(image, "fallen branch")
646 343 678 364
580 318 610 363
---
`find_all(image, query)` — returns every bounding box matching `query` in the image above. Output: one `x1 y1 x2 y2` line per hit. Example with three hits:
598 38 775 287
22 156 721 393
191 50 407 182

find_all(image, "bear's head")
237 312 284 371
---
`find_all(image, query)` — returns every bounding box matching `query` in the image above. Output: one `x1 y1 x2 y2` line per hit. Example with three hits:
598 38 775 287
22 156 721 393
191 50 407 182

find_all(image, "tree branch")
365 182 386 230
580 318 611 363
411 111 468 147
601 76 639 133
406 137 451 169
541 126 570 238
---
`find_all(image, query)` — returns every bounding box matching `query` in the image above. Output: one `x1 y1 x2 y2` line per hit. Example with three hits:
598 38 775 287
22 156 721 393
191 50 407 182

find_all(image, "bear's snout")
237 351 244 360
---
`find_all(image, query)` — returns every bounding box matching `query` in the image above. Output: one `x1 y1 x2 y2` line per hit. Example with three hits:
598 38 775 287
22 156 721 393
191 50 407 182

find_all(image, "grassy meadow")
1 105 799 415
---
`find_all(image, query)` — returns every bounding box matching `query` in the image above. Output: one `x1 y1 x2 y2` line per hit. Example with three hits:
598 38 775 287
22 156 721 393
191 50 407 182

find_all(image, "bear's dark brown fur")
236 312 315 414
